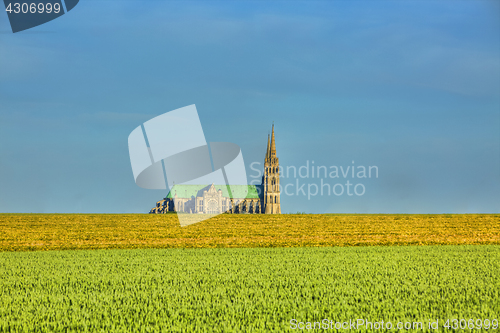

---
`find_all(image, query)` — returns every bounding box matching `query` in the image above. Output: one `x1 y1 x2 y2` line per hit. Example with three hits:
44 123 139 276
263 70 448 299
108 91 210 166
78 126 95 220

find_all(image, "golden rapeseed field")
0 213 498 251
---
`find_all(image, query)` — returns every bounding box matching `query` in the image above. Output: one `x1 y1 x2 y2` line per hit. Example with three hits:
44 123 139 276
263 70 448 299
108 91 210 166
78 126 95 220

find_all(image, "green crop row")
0 245 498 332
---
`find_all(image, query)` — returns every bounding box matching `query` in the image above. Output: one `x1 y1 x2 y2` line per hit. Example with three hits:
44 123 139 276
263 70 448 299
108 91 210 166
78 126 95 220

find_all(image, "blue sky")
0 0 499 213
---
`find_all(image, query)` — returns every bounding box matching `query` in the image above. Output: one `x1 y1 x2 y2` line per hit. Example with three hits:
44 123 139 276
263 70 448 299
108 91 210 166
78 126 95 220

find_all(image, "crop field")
0 245 498 332
0 214 498 251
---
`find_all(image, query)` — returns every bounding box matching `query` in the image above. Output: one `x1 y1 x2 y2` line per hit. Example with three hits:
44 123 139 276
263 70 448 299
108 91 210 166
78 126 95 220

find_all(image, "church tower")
263 124 281 214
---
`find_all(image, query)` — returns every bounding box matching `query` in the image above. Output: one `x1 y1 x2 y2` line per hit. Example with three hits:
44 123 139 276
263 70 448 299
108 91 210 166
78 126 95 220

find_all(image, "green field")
1 245 499 332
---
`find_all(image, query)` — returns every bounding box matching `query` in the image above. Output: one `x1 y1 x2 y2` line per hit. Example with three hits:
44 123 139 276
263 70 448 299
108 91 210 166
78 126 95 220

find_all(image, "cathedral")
150 124 281 214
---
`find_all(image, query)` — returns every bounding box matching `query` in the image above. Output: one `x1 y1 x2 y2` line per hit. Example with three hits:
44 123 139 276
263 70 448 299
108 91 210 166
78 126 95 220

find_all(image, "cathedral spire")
263 123 280 214
270 123 276 157
266 133 270 160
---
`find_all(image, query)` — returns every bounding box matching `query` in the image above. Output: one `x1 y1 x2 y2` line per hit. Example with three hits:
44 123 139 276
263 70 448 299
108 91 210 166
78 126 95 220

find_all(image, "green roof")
166 184 262 200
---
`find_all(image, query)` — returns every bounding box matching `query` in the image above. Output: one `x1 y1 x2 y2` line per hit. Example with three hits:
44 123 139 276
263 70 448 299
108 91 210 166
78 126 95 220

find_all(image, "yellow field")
0 213 498 251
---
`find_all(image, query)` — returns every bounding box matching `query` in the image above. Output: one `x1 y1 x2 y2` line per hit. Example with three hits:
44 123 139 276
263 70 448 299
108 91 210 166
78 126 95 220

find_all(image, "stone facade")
150 124 281 214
